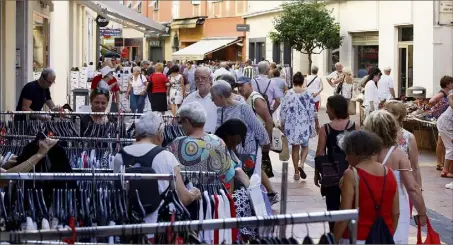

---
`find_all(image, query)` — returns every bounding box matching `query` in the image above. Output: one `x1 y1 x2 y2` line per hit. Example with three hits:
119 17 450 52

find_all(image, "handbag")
417 217 441 244
270 127 283 153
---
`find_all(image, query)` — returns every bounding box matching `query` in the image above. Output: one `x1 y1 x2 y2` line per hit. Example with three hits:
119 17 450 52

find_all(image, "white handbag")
270 127 283 153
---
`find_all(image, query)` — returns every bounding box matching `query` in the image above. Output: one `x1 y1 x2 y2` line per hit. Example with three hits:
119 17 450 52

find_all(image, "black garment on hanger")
13 141 75 206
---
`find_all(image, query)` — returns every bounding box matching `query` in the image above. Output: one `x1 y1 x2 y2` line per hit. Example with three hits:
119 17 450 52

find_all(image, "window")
154 0 159 10
137 2 142 13
399 26 413 42
33 13 50 71
172 0 179 19
191 0 201 5
283 41 292 66
272 42 281 64
354 45 379 78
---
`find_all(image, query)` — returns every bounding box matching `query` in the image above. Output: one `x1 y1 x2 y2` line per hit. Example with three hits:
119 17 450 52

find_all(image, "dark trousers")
322 185 341 232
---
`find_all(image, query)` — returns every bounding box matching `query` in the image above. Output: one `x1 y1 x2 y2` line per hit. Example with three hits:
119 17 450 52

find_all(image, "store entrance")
398 44 413 97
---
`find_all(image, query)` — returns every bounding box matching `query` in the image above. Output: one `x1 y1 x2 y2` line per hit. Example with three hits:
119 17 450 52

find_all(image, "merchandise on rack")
0 172 358 244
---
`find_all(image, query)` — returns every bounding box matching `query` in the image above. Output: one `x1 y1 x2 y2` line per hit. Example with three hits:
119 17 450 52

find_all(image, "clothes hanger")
302 212 314 244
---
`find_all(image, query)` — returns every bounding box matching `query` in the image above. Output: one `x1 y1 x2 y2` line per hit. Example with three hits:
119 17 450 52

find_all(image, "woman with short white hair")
114 112 200 227
211 81 270 180
168 102 250 190
126 66 148 113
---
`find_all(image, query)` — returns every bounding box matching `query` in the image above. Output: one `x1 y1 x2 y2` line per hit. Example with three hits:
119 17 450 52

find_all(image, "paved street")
267 109 453 244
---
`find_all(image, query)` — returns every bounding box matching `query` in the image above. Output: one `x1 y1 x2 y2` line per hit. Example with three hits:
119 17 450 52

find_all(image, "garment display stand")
0 210 358 243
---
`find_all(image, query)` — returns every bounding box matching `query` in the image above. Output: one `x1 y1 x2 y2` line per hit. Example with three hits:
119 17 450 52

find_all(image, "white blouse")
364 80 380 109
131 74 147 95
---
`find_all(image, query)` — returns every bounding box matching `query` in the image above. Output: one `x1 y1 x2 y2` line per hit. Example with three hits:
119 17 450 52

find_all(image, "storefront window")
355 45 378 78
33 13 49 72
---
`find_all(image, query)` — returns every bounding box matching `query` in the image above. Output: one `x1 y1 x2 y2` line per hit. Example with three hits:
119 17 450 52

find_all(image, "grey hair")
311 66 319 74
40 68 56 80
177 102 207 126
210 80 232 98
141 60 150 66
195 66 211 76
338 130 383 158
257 61 270 75
335 62 342 69
135 112 164 138
132 66 141 73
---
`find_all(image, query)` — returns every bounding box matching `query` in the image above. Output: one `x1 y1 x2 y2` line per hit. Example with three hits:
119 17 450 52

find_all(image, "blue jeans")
130 94 147 113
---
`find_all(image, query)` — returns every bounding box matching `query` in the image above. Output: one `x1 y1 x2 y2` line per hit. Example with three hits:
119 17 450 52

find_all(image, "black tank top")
325 120 356 157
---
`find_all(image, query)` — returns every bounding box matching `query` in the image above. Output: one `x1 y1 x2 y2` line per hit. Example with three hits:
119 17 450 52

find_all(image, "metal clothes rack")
0 210 358 243
1 134 135 143
0 172 174 181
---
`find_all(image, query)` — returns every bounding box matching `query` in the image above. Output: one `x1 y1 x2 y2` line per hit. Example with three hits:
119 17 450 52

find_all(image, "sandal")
441 171 453 178
436 165 443 171
293 174 300 180
298 166 307 179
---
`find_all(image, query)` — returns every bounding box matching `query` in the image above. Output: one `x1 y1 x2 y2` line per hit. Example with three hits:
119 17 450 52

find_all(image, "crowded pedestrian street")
1 0 452 244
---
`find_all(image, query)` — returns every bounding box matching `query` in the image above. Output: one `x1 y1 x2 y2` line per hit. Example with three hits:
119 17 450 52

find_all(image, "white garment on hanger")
198 197 204 242
41 218 50 230
203 191 213 244
220 190 232 244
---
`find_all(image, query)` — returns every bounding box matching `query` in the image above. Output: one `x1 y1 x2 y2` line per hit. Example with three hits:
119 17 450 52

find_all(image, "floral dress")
168 74 183 105
279 89 316 146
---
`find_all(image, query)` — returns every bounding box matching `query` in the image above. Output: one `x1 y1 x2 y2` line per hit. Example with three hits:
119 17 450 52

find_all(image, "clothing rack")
0 210 358 243
0 172 174 181
1 134 135 143
0 111 178 118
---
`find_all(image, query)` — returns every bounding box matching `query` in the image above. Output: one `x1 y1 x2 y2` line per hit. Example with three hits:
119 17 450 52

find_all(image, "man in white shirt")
326 62 344 93
378 66 396 101
305 66 323 112
182 67 217 133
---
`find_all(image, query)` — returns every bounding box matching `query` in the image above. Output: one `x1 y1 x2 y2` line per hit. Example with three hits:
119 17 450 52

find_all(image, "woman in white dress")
363 67 382 117
363 110 428 244
167 65 185 116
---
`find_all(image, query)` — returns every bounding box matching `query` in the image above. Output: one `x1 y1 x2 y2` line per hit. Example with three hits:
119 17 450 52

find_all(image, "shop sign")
236 24 250 32
114 38 124 47
96 15 109 28
100 28 122 37
15 49 20 68
440 1 453 12
149 40 161 47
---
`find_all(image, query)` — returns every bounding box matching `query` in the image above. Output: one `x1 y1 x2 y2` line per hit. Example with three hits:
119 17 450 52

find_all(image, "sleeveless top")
325 120 356 157
397 129 411 157
343 152 397 240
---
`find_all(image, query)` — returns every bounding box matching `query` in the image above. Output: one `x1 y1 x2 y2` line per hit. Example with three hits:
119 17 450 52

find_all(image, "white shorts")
439 130 453 160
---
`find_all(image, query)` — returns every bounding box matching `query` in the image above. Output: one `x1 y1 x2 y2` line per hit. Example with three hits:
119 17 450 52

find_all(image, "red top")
150 72 168 93
343 167 397 241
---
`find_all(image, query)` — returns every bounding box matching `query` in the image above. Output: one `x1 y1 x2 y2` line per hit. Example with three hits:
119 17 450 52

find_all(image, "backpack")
118 146 166 218
253 78 272 112
360 166 395 244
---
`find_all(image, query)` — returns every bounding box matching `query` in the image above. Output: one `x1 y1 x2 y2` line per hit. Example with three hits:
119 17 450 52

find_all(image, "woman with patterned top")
384 100 422 187
280 72 320 180
167 101 249 189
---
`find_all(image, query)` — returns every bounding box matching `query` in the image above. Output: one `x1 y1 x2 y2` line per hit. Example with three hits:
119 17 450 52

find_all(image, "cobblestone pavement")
267 109 453 244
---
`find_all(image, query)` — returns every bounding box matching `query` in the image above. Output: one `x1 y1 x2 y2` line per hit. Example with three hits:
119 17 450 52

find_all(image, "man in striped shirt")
242 59 256 79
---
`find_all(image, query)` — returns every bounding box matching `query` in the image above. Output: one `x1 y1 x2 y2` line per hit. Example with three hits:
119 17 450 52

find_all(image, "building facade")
244 0 453 103
124 0 248 62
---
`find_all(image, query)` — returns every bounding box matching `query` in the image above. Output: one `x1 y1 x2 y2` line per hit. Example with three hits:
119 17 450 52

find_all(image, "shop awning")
171 19 198 29
80 1 166 35
172 37 241 60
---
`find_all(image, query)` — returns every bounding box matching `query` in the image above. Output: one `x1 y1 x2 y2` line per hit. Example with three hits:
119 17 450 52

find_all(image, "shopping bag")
417 217 441 244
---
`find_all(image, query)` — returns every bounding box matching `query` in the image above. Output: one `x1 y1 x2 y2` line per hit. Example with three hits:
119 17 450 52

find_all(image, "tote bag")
417 217 441 244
